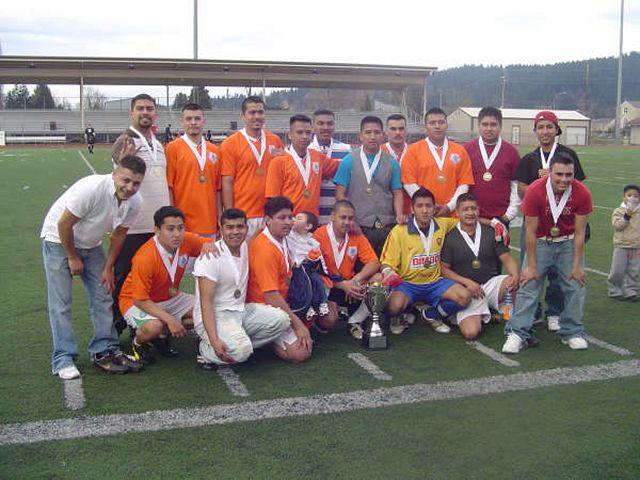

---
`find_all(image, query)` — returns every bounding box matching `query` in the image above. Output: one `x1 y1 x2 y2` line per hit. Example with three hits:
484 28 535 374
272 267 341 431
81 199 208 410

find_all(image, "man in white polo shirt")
40 155 146 379
193 208 290 367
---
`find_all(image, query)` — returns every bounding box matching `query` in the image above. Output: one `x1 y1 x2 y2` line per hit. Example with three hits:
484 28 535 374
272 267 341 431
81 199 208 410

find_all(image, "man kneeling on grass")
193 208 290 368
440 193 519 340
118 206 215 365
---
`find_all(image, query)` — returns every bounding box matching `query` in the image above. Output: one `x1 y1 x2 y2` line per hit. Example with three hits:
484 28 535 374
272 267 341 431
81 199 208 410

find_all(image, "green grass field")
1 145 639 479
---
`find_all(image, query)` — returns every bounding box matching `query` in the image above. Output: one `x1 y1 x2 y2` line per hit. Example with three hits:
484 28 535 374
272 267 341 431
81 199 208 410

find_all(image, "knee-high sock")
425 300 462 319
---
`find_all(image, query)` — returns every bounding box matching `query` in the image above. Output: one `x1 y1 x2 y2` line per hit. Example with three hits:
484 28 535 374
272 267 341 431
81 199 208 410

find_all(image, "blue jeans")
42 241 121 373
506 238 586 341
519 220 564 317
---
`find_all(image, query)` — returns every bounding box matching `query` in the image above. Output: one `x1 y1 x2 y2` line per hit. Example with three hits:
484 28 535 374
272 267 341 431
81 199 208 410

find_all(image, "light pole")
552 91 567 110
615 0 624 142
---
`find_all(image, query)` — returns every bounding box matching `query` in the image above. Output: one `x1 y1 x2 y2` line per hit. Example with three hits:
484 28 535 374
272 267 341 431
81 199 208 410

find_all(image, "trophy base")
362 333 388 350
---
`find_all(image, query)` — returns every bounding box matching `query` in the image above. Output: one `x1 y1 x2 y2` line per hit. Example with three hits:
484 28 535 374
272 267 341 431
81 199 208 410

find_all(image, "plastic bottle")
501 291 513 321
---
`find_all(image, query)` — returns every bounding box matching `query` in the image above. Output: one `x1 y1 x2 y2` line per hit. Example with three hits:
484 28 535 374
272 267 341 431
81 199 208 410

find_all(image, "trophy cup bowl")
362 281 389 350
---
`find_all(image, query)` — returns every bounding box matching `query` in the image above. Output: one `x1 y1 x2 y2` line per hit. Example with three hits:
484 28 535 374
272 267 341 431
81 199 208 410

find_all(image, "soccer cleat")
318 303 330 317
197 355 217 371
152 337 180 357
390 316 407 335
401 312 416 325
57 365 81 380
547 315 560 332
131 339 156 366
561 336 588 350
349 322 364 340
502 333 524 354
93 353 130 374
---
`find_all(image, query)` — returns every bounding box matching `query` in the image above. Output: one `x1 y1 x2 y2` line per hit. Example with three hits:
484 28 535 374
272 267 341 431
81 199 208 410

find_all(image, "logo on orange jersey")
347 246 357 259
208 152 217 164
312 162 320 174
450 153 460 164
178 255 189 268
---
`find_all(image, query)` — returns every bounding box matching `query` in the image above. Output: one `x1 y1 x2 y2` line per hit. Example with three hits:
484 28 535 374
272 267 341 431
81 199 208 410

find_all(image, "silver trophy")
362 282 389 350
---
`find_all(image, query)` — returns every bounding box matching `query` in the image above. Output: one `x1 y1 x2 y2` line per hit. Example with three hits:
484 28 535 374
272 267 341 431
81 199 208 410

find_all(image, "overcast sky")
2 0 638 100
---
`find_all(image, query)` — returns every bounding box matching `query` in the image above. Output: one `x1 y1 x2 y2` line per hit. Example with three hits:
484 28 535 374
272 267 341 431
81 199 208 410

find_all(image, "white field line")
593 205 614 211
465 341 520 367
508 246 608 277
216 366 250 397
63 378 86 411
585 178 626 187
585 335 634 356
347 353 392 381
2 360 639 446
77 150 96 174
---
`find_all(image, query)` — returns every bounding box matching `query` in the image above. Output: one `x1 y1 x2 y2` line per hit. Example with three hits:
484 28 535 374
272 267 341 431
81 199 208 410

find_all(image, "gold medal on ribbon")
168 286 178 296
303 189 311 198
550 225 561 237
199 174 206 183
482 171 492 182
471 259 481 270
366 186 373 195
256 167 264 177
233 289 242 299
437 174 446 183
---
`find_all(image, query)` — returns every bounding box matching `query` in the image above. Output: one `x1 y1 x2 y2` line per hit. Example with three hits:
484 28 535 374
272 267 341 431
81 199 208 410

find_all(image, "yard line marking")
2 360 639 446
216 366 250 397
63 378 86 411
585 178 627 187
585 335 634 356
347 353 392 380
77 150 96 174
594 205 614 211
465 341 520 367
508 246 608 277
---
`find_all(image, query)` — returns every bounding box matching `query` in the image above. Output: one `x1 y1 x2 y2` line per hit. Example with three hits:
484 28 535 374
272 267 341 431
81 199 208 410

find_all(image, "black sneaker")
132 340 156 366
196 355 217 371
93 353 130 375
152 337 179 358
115 352 144 373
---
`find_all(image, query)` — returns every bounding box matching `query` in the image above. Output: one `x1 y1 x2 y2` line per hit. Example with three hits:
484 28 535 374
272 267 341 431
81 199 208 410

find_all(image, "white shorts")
246 217 265 240
124 292 195 329
454 275 508 325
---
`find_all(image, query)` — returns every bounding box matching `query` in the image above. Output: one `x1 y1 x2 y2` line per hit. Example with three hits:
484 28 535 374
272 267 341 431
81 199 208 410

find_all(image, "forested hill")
423 52 640 118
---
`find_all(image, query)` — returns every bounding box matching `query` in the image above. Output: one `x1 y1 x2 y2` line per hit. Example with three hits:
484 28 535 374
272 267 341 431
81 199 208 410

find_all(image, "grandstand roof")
0 56 436 90
458 107 590 121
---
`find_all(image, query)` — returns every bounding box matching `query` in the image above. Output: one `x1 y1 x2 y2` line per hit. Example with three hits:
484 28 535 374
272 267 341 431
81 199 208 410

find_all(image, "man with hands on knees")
440 193 519 340
194 208 290 368
118 206 216 366
502 154 592 354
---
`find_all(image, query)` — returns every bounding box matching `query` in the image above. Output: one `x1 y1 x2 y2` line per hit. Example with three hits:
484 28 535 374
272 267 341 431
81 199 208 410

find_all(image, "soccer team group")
40 93 640 380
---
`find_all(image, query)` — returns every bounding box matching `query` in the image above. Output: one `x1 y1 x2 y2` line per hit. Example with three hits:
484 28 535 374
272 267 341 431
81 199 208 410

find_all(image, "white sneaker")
57 365 81 380
390 317 407 335
562 336 588 350
401 313 416 325
318 303 330 316
423 317 451 334
547 315 560 332
502 333 524 354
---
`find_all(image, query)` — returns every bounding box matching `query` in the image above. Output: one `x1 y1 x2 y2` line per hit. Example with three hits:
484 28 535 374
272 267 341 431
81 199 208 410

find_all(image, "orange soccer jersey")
165 137 221 235
401 139 475 207
220 130 284 219
247 231 291 303
381 143 412 215
118 233 209 314
312 225 378 280
265 149 338 216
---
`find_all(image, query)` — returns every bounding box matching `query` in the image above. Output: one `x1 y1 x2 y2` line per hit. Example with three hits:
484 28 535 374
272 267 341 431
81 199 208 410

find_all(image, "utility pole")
500 66 506 108
615 0 624 142
584 62 589 113
193 0 198 59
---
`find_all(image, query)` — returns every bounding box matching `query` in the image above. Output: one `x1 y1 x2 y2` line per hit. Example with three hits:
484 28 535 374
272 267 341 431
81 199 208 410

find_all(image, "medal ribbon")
425 137 448 172
180 135 207 172
311 136 333 158
240 128 266 167
539 140 558 170
287 146 311 188
262 229 291 273
153 236 180 285
327 222 349 269
359 148 382 187
413 217 435 254
456 222 482 258
545 177 572 226
385 142 407 165
478 137 502 172
129 126 158 165
217 239 247 292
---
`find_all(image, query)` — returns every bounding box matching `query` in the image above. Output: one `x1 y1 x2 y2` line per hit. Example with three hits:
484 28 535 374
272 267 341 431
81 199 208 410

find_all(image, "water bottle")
501 291 513 321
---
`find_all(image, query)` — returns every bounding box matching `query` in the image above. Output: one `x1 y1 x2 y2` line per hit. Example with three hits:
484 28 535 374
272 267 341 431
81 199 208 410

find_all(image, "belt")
540 233 574 243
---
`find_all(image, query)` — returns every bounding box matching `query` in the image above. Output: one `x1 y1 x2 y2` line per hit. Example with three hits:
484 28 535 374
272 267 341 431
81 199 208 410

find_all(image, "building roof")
623 100 640 108
456 107 590 121
0 55 436 90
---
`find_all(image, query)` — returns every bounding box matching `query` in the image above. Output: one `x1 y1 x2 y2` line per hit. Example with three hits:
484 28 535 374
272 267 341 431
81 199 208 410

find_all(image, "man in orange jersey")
266 114 339 216
313 200 381 338
220 96 284 240
119 206 215 366
402 107 474 217
382 114 412 215
247 196 313 363
165 103 221 238
334 116 405 256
